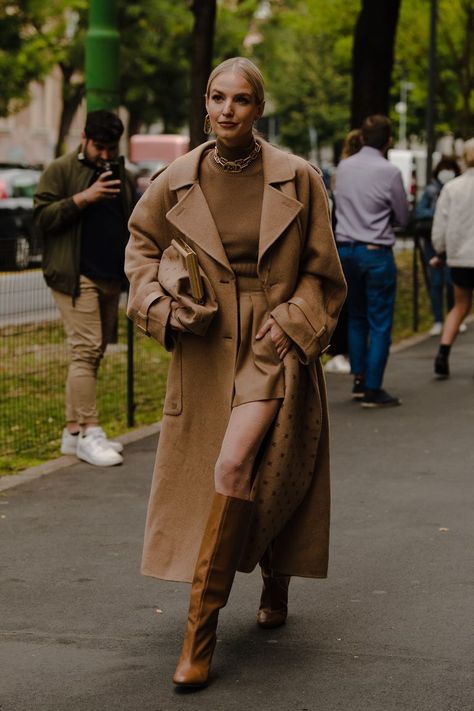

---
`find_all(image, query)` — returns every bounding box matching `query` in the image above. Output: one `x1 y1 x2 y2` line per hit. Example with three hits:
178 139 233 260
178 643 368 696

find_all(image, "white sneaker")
459 322 468 334
429 322 443 336
60 428 81 455
324 354 351 374
85 426 124 453
77 431 123 467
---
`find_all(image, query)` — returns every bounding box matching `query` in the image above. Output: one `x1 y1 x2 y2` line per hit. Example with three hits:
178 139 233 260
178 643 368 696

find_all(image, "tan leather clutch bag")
171 237 204 304
158 238 218 336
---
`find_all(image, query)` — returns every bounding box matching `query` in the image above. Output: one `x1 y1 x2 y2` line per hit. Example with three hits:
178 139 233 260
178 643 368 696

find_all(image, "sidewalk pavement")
1 328 473 711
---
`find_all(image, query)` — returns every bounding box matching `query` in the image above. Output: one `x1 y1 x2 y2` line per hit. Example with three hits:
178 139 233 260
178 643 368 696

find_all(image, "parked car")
0 166 41 199
0 166 42 270
0 197 42 270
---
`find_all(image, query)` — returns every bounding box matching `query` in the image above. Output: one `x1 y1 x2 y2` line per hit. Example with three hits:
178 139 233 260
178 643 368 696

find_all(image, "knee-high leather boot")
256 546 290 629
173 493 253 688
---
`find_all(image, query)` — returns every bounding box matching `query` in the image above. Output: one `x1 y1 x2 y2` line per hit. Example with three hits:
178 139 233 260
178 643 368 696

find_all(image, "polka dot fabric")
238 351 323 573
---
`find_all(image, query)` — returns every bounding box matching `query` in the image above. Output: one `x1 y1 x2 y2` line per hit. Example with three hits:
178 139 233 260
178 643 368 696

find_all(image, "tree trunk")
189 0 216 149
127 112 143 141
351 0 402 128
55 65 85 157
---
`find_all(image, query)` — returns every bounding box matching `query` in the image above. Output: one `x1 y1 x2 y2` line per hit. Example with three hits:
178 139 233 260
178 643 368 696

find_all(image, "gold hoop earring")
204 114 212 135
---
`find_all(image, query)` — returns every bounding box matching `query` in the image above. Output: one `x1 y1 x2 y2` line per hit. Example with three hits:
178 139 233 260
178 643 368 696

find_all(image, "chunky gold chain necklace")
213 141 261 172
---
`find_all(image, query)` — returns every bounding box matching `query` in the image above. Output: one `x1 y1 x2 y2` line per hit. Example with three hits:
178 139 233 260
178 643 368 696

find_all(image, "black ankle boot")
434 352 449 378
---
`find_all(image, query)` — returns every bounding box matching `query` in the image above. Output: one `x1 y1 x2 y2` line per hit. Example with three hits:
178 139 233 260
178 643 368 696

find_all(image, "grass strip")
0 311 170 474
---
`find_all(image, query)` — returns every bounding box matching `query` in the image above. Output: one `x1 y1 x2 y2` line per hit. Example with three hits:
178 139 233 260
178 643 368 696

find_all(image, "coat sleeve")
431 186 449 256
33 161 83 233
271 167 347 364
125 171 174 349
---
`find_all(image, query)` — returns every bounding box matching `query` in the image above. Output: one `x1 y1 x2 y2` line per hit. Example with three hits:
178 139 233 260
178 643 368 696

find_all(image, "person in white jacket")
431 138 474 377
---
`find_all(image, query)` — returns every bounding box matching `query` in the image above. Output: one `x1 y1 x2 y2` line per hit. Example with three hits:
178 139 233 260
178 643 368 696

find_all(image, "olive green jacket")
34 148 135 296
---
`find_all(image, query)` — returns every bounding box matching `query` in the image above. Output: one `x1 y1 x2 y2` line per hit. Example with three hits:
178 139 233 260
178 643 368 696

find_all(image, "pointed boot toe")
173 656 211 688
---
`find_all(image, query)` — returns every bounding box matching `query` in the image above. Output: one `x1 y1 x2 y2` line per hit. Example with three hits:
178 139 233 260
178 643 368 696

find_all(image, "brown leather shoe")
173 493 253 688
256 547 290 629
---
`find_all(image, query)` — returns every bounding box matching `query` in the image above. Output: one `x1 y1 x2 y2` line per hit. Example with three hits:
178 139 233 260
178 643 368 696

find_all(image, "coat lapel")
166 183 232 273
165 142 233 273
258 142 304 267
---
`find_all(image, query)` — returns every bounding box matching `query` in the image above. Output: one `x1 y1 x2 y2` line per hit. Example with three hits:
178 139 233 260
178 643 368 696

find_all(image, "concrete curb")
0 422 161 493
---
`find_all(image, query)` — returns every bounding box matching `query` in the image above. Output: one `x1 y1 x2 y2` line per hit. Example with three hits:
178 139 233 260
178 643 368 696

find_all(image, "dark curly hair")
84 110 124 144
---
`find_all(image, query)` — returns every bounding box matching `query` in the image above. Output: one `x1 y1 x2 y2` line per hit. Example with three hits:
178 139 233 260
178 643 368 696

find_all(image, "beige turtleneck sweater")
199 140 264 273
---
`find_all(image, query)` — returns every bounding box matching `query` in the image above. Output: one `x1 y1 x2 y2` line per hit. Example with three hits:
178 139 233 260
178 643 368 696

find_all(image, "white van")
388 148 428 205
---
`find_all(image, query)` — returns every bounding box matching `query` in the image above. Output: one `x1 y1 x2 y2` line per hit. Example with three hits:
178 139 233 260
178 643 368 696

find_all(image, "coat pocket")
163 341 183 415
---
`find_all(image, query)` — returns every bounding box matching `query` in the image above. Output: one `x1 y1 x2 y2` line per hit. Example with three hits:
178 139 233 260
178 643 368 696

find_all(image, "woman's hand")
169 300 188 332
256 316 292 360
429 255 444 268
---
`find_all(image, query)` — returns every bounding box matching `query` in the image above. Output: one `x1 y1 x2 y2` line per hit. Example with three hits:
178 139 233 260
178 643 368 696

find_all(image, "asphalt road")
0 268 127 326
1 328 473 710
0 268 57 326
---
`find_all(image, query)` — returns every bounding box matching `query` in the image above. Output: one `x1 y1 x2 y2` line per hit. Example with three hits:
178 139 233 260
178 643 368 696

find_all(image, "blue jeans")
338 244 397 391
421 238 453 322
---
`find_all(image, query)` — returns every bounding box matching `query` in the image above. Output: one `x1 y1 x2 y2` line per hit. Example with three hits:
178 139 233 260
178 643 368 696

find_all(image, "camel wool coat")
125 140 346 583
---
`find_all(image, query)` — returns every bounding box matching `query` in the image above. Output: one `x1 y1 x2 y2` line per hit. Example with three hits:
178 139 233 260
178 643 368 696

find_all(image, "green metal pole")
85 0 120 112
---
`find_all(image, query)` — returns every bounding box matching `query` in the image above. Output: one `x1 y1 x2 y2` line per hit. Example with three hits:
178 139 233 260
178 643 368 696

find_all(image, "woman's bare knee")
214 399 281 498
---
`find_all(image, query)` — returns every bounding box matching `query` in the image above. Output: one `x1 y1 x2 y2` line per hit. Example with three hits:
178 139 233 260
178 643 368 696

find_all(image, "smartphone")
103 159 122 181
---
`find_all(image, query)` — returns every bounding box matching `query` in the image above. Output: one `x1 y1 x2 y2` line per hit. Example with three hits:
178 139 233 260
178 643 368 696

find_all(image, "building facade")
0 67 85 167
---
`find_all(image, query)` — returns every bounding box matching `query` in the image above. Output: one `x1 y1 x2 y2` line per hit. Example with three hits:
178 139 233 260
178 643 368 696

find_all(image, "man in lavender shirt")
334 115 409 407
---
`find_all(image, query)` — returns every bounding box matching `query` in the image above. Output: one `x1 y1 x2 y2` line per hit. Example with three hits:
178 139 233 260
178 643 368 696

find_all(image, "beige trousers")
52 275 122 425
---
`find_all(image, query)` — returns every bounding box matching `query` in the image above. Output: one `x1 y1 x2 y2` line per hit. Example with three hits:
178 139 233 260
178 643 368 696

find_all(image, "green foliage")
0 1 193 134
394 0 474 139
393 247 433 342
0 0 359 147
118 0 192 133
3 0 472 158
216 0 473 150
215 0 360 155
55 1 193 137
0 309 170 475
0 1 87 117
214 0 260 60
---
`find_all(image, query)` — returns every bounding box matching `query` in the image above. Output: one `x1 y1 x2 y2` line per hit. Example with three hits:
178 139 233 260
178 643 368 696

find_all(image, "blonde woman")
432 139 474 378
125 57 346 688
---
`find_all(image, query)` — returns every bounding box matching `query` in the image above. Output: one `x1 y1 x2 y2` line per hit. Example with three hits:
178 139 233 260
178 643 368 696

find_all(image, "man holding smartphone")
34 110 136 466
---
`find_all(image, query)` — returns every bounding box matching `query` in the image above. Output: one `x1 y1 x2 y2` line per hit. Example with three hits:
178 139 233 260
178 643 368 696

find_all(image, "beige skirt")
233 274 285 407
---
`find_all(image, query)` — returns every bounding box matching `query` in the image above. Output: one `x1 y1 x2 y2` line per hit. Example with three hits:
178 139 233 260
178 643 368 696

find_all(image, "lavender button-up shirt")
334 146 409 247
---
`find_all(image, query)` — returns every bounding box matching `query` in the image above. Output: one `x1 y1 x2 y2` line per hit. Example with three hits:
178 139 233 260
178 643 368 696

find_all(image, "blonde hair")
341 129 363 159
463 138 474 167
206 57 265 106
